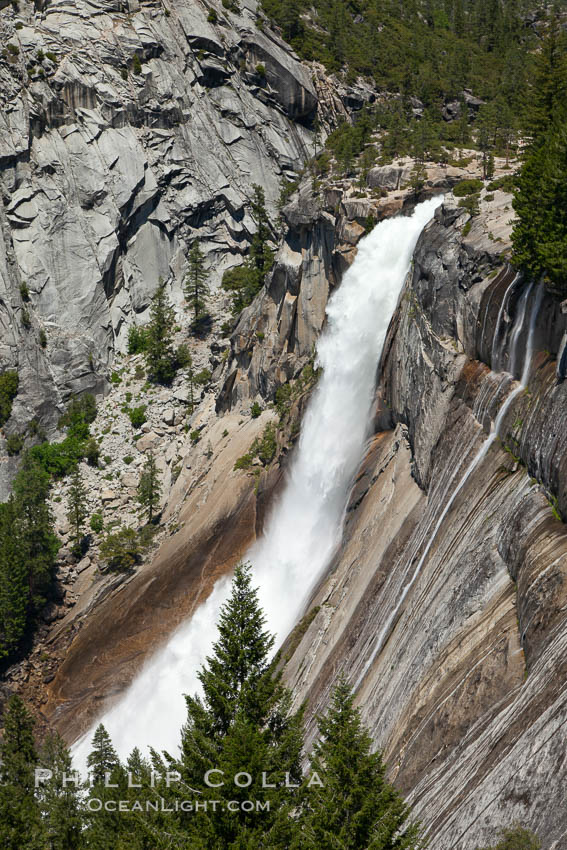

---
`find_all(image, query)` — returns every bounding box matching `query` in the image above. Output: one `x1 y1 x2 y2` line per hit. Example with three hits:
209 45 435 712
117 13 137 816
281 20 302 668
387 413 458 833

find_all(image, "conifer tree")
0 499 27 658
12 453 60 615
524 13 567 141
85 725 127 850
175 563 304 846
87 724 119 786
0 454 60 660
0 695 44 850
37 733 83 850
185 240 210 325
67 466 88 552
249 184 274 277
295 678 423 850
137 451 162 524
145 280 176 385
512 16 567 297
221 186 274 316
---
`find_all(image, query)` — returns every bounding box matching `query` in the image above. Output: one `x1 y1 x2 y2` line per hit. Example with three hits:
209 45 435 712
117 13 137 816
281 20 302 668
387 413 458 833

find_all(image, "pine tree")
184 240 210 325
524 13 567 142
192 562 276 737
0 499 27 658
0 453 59 659
67 466 88 552
249 184 274 277
87 724 119 786
137 451 162 524
295 678 423 850
85 725 128 850
37 733 83 850
145 280 176 385
0 696 45 850
12 454 60 614
175 563 304 847
512 16 567 297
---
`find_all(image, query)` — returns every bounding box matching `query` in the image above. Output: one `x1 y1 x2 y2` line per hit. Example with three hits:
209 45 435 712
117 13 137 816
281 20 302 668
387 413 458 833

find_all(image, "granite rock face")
0 0 316 496
285 192 567 848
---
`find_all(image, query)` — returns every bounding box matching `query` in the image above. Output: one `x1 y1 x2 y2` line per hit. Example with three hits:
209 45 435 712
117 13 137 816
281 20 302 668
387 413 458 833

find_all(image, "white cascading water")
72 196 442 770
355 279 544 689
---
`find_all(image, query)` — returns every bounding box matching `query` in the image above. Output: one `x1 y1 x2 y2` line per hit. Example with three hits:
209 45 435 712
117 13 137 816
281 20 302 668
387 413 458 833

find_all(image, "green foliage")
132 52 142 74
296 678 422 849
87 723 119 786
234 451 253 470
90 512 104 533
278 177 300 210
185 240 211 326
66 466 88 547
476 825 541 849
234 421 278 469
110 370 122 385
513 124 567 296
261 0 537 118
39 328 47 348
29 436 84 478
99 526 146 571
250 400 262 418
127 405 147 429
194 368 211 386
257 421 277 464
137 451 162 523
221 262 261 315
453 178 484 197
207 7 218 22
127 325 150 354
326 110 376 174
221 185 274 316
176 342 192 368
511 16 567 297
255 62 266 76
0 696 44 849
0 370 19 427
6 433 24 456
0 455 59 659
37 732 83 850
84 437 100 467
487 174 516 192
58 393 97 439
145 280 177 385
190 428 201 444
459 192 480 216
21 308 31 329
172 563 304 845
19 282 29 301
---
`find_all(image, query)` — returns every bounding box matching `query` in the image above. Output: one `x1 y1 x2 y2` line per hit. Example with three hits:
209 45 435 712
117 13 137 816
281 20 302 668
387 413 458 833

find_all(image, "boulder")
162 407 175 426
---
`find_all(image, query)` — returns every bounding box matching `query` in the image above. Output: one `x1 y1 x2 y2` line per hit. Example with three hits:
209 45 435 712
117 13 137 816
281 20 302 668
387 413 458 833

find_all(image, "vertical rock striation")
284 196 567 848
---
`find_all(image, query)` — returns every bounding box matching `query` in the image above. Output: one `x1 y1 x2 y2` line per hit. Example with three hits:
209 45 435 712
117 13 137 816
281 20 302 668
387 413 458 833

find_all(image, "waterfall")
72 197 443 769
355 280 543 690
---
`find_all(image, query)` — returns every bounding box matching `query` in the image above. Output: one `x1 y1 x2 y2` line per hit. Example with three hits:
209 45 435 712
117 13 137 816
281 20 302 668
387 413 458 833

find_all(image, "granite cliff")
1 3 567 848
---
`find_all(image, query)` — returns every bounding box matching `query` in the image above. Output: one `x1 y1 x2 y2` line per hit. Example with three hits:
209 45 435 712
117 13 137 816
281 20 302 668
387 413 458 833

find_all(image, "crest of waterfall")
71 197 443 769
355 280 544 690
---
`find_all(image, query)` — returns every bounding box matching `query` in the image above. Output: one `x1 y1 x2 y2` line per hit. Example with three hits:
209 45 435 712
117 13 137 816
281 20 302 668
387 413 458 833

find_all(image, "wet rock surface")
284 186 567 848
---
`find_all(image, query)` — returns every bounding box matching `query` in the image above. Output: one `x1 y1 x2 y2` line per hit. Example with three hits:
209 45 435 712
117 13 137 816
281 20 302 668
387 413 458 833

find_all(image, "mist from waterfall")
72 196 443 769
